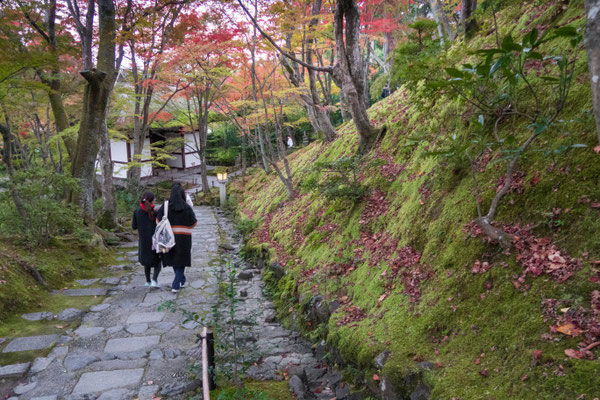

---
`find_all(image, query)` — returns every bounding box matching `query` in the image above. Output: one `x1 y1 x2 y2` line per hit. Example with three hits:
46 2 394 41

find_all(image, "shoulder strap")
164 201 169 219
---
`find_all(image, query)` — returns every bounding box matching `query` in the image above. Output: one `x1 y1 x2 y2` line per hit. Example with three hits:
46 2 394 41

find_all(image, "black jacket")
132 207 161 267
156 203 197 267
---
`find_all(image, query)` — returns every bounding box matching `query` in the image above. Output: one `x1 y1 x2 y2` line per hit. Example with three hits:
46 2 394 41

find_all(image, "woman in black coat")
132 191 162 287
156 183 197 293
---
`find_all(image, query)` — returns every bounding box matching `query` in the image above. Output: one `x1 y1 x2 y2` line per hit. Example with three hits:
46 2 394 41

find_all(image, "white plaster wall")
185 152 201 168
166 154 184 169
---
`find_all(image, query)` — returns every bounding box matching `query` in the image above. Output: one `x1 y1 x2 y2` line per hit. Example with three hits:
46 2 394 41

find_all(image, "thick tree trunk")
332 0 381 153
585 0 600 145
70 0 115 226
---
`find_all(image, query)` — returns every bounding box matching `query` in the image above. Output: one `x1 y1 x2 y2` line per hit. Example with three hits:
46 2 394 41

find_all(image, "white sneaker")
150 280 160 288
171 288 180 293
145 282 151 287
180 282 186 288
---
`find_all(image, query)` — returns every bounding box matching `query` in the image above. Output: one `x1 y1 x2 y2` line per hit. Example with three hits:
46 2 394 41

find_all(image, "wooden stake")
202 326 210 400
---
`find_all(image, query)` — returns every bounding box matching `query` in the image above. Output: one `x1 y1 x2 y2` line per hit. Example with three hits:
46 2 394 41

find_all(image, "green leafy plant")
303 156 367 203
0 167 84 245
427 25 584 245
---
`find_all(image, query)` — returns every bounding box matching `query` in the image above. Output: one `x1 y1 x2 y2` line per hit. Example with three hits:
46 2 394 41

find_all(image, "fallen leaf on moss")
479 369 488 377
532 350 543 359
373 374 380 381
555 323 581 336
565 348 584 359
521 374 529 381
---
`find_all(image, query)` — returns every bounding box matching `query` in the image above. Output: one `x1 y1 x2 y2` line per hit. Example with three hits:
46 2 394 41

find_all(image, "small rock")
22 312 54 321
97 389 133 400
149 349 163 360
14 381 37 395
335 382 351 400
240 289 248 297
329 299 341 313
101 277 121 285
57 308 84 321
164 347 183 359
90 304 111 312
269 262 285 279
288 375 308 399
0 362 30 378
160 380 200 396
106 325 123 334
49 345 68 358
238 271 253 280
74 327 105 338
31 357 53 374
138 385 159 400
265 310 277 323
153 322 175 331
374 350 392 369
219 243 234 251
64 354 99 371
58 335 73 344
126 323 149 335
312 296 331 323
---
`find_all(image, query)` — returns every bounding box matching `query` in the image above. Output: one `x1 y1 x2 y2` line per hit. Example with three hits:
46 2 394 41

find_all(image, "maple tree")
125 0 189 190
165 9 242 193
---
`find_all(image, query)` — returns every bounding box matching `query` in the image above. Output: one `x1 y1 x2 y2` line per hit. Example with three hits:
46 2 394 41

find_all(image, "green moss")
233 1 600 397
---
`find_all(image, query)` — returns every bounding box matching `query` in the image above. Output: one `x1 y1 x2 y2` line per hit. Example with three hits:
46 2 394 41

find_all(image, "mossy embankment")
0 236 116 365
231 1 600 398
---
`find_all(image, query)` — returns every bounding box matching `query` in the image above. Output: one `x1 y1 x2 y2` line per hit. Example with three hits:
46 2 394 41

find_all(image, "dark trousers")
172 267 186 289
144 264 161 282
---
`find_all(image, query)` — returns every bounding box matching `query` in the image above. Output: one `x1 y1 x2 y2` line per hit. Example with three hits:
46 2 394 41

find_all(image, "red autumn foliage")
336 304 367 326
359 189 390 226
375 152 405 182
464 221 582 283
496 171 525 195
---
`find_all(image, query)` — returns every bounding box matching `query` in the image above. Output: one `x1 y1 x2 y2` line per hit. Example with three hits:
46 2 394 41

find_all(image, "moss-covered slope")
232 1 600 398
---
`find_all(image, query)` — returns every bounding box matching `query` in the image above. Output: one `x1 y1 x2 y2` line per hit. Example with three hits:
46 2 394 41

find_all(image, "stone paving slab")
104 336 160 353
72 368 144 394
126 312 165 324
63 288 107 296
90 303 111 312
75 279 99 286
2 335 59 353
74 327 105 338
0 362 30 378
22 312 54 321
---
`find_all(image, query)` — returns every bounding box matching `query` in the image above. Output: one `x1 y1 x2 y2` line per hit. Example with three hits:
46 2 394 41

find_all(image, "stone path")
1 206 350 400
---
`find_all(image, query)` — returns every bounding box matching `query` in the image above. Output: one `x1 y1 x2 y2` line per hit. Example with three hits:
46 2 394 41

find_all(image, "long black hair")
140 191 155 221
168 182 187 211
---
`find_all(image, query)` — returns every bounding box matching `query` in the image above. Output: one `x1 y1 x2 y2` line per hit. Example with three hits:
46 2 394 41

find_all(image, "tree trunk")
97 120 118 229
585 0 600 145
332 0 381 153
430 0 446 46
305 0 336 141
436 0 455 41
461 0 478 39
70 0 116 226
0 122 30 225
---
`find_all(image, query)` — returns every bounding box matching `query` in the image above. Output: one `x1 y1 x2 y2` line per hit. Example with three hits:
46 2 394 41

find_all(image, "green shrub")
0 167 84 244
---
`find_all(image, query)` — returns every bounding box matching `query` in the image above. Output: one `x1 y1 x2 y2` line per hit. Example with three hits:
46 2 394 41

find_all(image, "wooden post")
202 327 210 400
